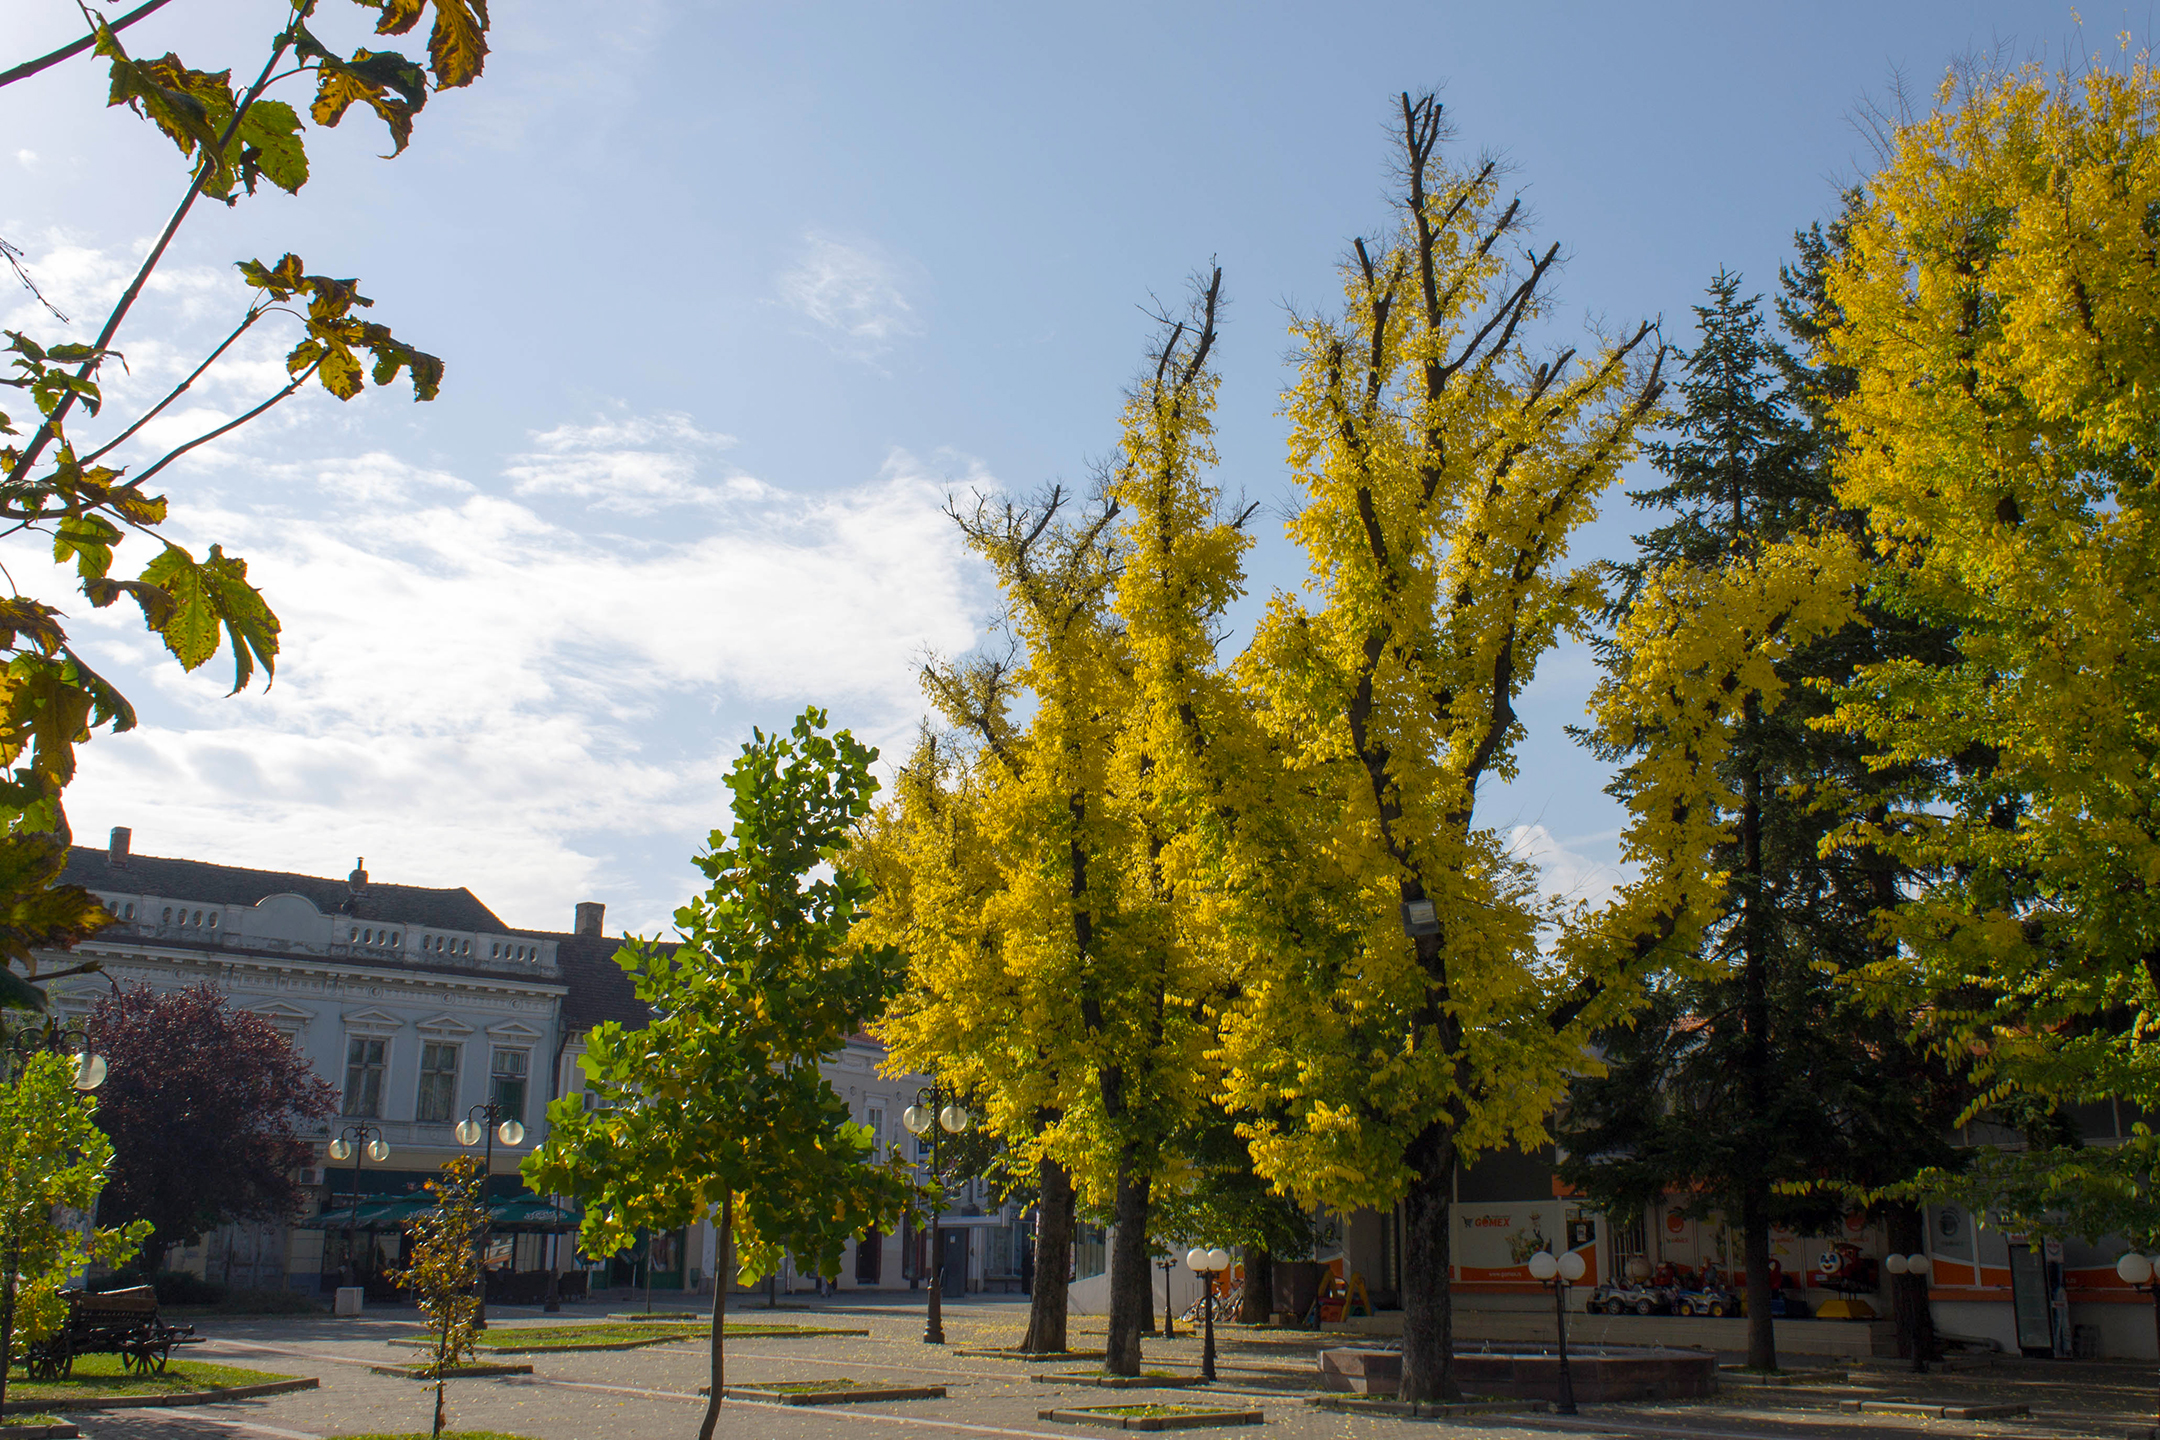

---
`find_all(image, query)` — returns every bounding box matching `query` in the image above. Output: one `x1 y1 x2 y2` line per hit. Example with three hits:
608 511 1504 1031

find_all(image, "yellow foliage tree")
1817 57 2160 1219
1218 94 1695 1401
868 273 1252 1374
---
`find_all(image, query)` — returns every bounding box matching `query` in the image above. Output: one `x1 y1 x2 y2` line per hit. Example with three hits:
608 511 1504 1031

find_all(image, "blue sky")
1 0 2104 932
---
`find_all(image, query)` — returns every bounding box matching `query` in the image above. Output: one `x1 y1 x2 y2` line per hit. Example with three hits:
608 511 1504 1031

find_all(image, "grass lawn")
1095 1405 1233 1418
5 1353 298 1402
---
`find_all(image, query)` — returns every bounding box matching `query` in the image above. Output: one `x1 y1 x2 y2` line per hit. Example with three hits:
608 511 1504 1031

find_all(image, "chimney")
349 857 368 890
574 901 604 937
108 827 131 867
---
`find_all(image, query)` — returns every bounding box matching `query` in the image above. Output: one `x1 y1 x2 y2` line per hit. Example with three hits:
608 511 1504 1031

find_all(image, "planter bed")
703 1381 946 1406
3 1377 317 1414
1839 1399 2030 1420
1032 1372 1209 1389
1037 1404 1262 1432
367 1363 535 1380
953 1348 1105 1361
1 1421 77 1438
1306 1394 1548 1418
1717 1366 1847 1386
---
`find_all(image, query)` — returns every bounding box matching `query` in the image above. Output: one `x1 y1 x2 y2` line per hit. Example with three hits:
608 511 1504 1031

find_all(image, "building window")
417 1042 459 1122
343 1036 386 1117
864 1106 884 1161
490 1048 528 1124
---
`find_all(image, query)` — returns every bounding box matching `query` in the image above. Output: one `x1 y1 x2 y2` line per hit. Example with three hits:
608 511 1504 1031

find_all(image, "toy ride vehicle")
1673 1283 1739 1317
1587 1281 1669 1316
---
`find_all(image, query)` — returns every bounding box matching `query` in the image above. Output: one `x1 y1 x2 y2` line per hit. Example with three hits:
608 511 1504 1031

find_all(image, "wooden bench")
22 1286 201 1379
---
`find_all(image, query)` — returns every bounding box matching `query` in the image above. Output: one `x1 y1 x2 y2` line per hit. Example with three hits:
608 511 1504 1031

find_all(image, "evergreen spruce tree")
1563 272 1963 1371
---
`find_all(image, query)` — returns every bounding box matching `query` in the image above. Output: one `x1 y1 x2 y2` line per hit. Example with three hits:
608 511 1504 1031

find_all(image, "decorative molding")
415 1013 474 1038
484 1019 544 1042
248 1002 315 1034
340 1007 404 1035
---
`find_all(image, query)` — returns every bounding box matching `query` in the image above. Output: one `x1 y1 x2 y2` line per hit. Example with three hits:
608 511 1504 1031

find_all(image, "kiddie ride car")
1585 1281 1669 1315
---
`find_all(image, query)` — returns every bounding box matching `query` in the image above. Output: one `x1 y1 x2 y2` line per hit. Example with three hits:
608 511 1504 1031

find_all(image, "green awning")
487 1197 580 1230
302 1197 433 1230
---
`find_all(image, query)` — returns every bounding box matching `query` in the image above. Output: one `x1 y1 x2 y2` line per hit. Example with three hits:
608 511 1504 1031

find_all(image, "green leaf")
0 966 47 1014
137 545 219 672
232 100 309 196
298 27 429 155
198 545 280 693
53 515 121 582
237 254 307 298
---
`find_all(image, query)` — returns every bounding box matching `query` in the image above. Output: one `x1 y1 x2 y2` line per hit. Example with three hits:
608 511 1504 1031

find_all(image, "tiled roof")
61 847 507 931
549 930 655 1032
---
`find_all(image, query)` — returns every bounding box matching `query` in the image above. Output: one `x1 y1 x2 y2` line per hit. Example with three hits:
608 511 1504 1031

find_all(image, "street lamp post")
1158 1254 1178 1338
2119 1253 2160 1430
325 1124 389 1297
1885 1253 1934 1373
1185 1247 1231 1382
0 1019 107 1415
901 1085 968 1345
456 1101 526 1328
1528 1248 1586 1416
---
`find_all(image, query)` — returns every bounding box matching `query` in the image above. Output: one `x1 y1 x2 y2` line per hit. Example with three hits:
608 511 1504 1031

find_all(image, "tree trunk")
1020 1155 1076 1353
697 1196 731 1440
136 1234 168 1279
1238 1246 1273 1325
1886 1202 1934 1361
1103 1161 1152 1376
1737 685 1776 1374
1399 1129 1461 1403
1740 1183 1777 1371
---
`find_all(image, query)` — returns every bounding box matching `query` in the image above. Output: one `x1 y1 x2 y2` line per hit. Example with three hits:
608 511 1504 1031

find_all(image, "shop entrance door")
2006 1243 2053 1355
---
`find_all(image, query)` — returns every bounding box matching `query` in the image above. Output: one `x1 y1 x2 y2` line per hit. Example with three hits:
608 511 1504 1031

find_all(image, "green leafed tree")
0 1047 150 1411
0 0 487 1000
524 708 916 1440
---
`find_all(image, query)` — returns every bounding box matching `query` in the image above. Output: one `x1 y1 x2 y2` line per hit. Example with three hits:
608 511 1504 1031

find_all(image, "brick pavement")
45 1298 2160 1440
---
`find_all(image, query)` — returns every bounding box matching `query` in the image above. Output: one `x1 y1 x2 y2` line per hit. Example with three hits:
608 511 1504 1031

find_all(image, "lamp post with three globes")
901 1086 969 1345
1186 1246 1231 1381
1527 1248 1586 1415
457 1101 526 1327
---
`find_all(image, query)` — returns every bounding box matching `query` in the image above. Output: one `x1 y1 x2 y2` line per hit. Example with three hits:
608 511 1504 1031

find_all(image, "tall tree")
87 983 336 1277
870 273 1249 1374
0 1 485 999
1562 274 1898 1370
1219 92 1702 1403
526 708 914 1440
1814 57 2160 1224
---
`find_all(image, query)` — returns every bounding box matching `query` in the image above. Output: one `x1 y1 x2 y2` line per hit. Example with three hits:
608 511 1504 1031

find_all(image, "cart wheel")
1708 1302 1727 1318
1633 1298 1653 1316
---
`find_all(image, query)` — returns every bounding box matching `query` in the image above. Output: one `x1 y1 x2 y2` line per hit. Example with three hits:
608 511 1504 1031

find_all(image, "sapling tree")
0 1049 149 1412
525 708 915 1440
392 1154 485 1439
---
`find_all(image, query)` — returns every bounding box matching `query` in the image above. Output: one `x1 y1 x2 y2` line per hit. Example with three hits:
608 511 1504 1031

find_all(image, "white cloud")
776 233 921 358
1505 823 1633 917
14 150 35 170
47 430 996 934
504 411 743 512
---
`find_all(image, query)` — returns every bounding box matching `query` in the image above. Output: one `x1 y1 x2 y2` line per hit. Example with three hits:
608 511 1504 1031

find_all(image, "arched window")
162 907 172 924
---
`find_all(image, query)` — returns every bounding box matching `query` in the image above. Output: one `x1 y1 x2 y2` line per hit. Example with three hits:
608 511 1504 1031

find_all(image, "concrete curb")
1 1422 79 1438
368 1363 535 1380
2 1376 318 1414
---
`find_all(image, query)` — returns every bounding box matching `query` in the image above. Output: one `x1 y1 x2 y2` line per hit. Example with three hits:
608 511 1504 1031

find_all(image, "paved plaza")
51 1297 2160 1440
